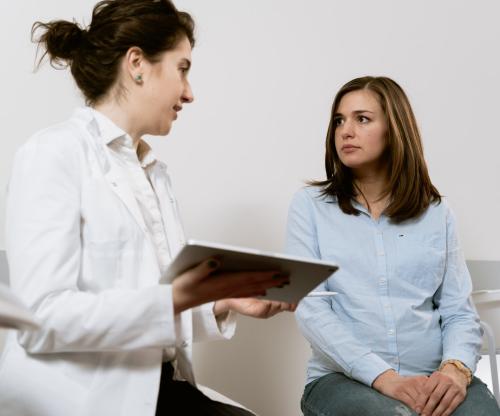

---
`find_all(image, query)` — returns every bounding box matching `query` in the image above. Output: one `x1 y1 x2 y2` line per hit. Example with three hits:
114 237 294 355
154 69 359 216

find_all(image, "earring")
134 74 143 84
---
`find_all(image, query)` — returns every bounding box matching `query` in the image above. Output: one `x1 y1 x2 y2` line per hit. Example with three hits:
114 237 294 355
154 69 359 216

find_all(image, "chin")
155 123 172 136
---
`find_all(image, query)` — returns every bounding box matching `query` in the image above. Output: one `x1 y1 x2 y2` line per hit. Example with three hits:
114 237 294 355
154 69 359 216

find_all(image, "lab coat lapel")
103 164 148 235
77 109 149 237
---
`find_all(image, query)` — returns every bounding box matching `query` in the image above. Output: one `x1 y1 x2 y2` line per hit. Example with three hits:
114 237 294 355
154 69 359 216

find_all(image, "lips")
172 105 182 120
341 145 360 152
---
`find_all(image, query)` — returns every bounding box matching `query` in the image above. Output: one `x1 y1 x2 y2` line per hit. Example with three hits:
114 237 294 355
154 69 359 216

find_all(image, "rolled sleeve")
192 302 236 342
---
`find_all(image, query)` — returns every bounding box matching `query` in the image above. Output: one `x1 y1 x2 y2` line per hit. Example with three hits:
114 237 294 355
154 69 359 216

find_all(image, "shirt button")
379 278 387 284
384 303 390 309
377 251 385 256
388 329 394 335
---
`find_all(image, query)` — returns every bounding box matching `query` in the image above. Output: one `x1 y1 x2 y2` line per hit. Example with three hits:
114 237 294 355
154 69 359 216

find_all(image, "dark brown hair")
312 76 440 223
32 0 195 105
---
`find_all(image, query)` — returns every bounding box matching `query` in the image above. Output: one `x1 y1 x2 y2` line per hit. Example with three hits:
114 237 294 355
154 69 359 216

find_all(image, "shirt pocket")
395 232 445 292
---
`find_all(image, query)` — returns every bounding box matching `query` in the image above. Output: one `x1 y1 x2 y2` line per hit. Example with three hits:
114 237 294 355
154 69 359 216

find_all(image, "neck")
351 163 390 205
93 98 143 148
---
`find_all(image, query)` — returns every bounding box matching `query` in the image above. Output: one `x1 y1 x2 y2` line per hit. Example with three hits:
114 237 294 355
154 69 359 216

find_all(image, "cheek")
365 130 387 156
334 133 342 152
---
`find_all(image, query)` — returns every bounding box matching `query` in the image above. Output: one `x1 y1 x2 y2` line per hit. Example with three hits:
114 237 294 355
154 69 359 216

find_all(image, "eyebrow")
180 58 191 70
333 110 374 117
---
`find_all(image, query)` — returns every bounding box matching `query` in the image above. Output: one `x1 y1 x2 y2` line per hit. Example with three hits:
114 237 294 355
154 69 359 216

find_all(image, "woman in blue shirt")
286 76 500 416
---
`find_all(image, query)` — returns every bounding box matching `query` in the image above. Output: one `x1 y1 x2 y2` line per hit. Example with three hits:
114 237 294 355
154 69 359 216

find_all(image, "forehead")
337 89 381 113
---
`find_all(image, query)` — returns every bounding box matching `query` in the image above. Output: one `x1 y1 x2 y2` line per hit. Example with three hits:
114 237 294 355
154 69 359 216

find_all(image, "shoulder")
422 197 454 221
16 111 91 163
291 185 336 207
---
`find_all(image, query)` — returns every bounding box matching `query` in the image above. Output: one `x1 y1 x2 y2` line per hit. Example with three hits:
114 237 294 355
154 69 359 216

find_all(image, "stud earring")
134 74 143 84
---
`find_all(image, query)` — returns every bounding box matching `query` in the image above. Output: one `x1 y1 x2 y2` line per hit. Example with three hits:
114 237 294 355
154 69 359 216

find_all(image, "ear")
123 46 147 84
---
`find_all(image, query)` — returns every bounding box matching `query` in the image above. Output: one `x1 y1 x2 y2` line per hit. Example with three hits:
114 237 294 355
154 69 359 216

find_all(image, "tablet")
161 239 338 303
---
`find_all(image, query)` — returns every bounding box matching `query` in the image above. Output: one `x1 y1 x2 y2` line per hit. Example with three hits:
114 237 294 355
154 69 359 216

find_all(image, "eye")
333 117 344 126
358 115 370 123
179 67 189 75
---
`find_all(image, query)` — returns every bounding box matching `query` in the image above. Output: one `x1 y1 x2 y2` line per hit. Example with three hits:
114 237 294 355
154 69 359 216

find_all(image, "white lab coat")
0 108 235 416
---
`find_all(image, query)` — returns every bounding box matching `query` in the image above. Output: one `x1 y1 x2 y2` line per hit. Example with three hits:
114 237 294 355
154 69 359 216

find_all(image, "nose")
182 81 194 104
338 118 354 140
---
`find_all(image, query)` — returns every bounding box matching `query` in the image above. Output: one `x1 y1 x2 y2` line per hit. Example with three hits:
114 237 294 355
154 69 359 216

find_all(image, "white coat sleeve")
6 133 176 353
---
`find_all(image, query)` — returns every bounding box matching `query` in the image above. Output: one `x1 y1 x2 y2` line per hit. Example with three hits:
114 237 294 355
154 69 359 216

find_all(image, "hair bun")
34 20 85 62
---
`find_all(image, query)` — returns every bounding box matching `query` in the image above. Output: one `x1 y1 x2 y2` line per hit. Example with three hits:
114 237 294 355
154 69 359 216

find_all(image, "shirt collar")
89 107 158 168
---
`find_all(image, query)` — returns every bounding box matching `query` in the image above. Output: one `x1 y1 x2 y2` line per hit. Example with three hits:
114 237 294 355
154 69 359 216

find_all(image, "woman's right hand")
172 258 290 314
372 369 428 413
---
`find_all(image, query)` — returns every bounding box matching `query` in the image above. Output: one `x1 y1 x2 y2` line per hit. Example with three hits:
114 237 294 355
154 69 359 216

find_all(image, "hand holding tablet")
163 240 339 304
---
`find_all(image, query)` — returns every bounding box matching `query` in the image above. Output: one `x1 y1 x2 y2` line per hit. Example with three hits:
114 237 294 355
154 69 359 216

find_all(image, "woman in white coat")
0 1 294 415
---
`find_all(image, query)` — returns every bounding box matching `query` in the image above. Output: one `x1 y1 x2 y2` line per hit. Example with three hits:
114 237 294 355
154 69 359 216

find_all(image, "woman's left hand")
214 298 296 319
415 365 468 416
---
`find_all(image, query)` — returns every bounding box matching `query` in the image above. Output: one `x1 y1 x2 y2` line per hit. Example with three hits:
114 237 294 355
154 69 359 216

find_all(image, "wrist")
213 299 230 316
172 283 193 315
439 360 472 386
372 369 398 390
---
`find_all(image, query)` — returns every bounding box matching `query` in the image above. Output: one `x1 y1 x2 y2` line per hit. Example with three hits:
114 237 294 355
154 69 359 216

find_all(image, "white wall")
1 1 500 415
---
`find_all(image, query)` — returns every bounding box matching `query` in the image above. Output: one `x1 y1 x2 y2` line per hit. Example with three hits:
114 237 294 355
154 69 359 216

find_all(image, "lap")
301 372 417 416
301 373 500 416
156 363 254 416
451 377 500 416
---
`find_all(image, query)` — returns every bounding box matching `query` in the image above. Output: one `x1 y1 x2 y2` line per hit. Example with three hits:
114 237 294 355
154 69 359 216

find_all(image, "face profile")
131 36 194 137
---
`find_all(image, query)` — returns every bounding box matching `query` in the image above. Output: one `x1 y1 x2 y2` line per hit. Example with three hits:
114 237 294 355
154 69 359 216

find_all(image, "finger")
430 388 457 416
216 271 290 290
416 376 438 412
228 286 268 299
440 394 465 416
271 301 294 314
280 302 296 312
399 392 417 411
186 258 221 281
422 382 449 416
222 272 290 294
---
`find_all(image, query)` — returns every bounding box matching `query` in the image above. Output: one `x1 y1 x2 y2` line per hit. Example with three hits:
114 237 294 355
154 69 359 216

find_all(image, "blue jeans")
301 372 500 416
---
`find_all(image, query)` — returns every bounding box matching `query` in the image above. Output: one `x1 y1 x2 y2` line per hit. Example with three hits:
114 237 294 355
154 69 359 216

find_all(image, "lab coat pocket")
85 240 125 290
395 233 445 292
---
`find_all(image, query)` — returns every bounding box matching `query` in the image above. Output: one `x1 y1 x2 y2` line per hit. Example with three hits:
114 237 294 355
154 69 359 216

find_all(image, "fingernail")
208 260 219 269
415 407 421 413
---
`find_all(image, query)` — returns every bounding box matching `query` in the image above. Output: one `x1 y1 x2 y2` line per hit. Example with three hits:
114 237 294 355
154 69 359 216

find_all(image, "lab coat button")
181 341 188 348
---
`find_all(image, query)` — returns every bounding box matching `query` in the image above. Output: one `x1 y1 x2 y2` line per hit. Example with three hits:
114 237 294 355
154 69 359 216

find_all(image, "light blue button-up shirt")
286 187 482 387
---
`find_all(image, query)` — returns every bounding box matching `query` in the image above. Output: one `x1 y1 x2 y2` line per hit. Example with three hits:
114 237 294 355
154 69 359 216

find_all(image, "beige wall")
194 314 310 416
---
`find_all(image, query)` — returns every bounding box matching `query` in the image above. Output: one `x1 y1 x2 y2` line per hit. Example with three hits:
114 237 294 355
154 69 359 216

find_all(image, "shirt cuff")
192 302 236 342
441 352 478 374
349 352 393 386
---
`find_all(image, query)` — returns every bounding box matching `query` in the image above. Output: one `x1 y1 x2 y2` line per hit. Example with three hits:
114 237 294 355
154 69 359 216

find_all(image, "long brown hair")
312 76 440 223
32 0 195 105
